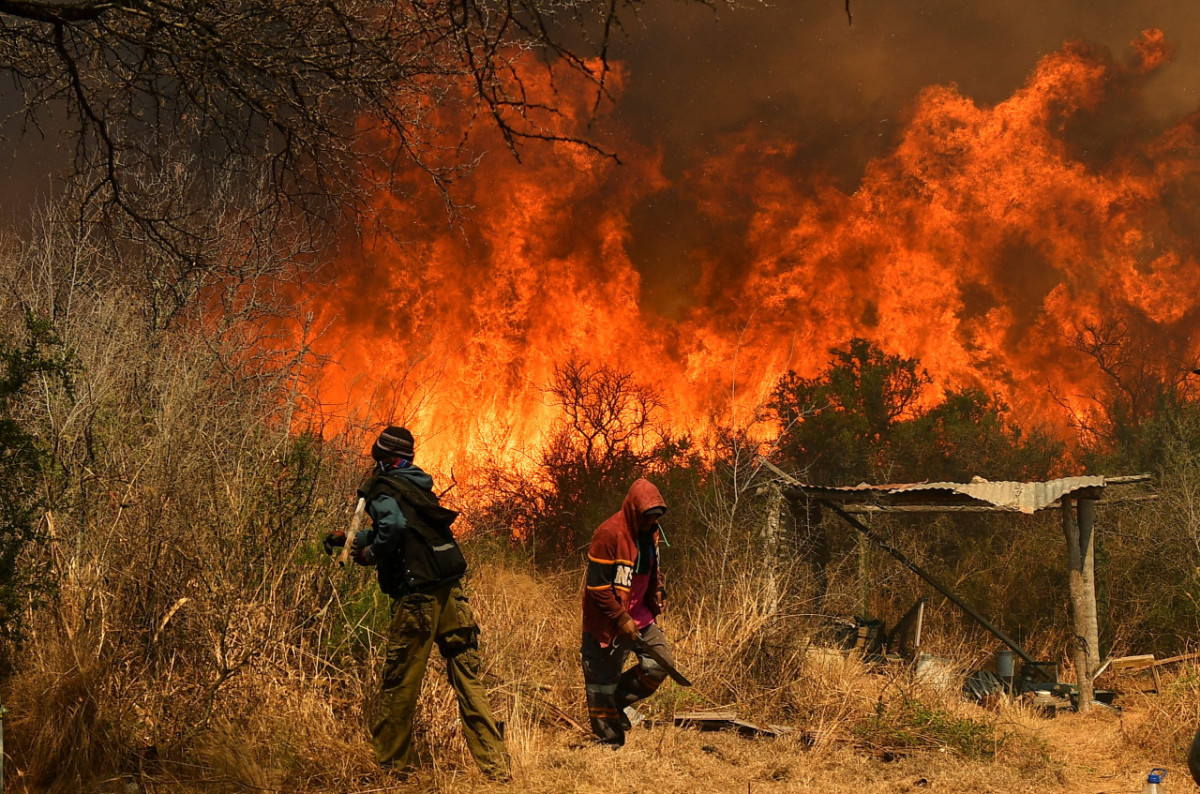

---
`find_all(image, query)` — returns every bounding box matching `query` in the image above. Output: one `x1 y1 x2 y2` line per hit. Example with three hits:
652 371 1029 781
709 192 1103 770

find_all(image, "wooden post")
1062 496 1097 712
763 482 783 616
1077 497 1101 690
858 520 871 617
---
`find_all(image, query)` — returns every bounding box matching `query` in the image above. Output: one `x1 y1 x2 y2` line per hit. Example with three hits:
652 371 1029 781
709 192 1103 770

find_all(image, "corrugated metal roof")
789 476 1108 514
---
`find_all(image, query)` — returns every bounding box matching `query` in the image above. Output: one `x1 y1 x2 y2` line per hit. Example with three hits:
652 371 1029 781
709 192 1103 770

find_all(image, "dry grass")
9 553 1195 794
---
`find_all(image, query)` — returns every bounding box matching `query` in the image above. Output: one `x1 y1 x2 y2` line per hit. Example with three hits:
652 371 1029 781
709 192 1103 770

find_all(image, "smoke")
607 1 1200 312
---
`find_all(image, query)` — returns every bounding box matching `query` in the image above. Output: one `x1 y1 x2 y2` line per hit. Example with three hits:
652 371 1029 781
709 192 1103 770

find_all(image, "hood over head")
385 461 434 491
620 478 667 536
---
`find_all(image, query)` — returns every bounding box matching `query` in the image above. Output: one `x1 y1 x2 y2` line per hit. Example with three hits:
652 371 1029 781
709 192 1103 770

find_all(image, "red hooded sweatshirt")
581 478 667 645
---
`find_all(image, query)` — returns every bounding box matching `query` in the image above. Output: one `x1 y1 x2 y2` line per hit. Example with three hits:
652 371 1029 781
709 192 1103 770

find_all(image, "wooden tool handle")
338 497 367 567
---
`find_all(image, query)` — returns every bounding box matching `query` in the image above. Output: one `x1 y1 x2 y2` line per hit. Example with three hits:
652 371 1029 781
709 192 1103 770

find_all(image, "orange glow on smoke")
305 33 1200 476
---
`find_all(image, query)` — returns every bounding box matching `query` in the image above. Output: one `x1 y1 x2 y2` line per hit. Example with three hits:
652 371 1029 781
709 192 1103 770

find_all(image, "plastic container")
1142 767 1168 793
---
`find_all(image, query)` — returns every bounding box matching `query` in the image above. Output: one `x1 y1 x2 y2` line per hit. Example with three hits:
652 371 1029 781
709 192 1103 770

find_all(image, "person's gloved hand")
349 531 376 566
616 613 640 643
322 530 346 555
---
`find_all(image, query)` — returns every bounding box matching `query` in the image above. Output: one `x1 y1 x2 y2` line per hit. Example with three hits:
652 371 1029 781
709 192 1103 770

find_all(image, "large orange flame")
305 31 1200 475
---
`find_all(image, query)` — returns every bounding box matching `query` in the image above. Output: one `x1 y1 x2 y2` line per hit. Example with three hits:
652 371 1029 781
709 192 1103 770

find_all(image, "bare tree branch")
0 0 684 270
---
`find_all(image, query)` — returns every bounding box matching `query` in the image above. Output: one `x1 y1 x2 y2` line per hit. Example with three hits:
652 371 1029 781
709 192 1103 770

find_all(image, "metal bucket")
995 649 1015 679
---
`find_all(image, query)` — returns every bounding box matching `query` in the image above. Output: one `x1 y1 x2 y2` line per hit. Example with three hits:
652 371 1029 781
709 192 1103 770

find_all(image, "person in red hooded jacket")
580 478 675 746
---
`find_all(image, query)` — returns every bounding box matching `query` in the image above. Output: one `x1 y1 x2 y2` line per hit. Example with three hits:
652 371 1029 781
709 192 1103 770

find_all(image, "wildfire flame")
305 30 1200 475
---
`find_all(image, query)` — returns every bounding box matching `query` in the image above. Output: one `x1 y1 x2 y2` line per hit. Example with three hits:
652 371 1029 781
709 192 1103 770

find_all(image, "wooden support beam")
857 523 871 617
1062 497 1098 712
1101 473 1153 484
1107 654 1156 673
1151 651 1200 668
763 482 783 616
1078 498 1101 682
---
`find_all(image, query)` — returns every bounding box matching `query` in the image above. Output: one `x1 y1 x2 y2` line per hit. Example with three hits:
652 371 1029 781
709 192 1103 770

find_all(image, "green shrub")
852 698 998 759
0 313 73 649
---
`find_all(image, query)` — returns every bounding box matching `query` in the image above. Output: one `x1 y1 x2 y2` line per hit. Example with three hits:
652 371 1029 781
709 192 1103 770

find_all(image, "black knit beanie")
372 425 415 461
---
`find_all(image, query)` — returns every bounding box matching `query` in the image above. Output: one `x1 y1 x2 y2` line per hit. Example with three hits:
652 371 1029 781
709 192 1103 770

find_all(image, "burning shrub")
472 356 693 563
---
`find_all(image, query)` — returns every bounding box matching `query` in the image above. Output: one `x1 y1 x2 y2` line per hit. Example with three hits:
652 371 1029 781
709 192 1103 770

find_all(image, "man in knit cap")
580 478 674 747
325 426 510 780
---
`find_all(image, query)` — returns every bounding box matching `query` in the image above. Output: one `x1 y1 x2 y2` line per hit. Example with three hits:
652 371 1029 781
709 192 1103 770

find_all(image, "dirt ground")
331 699 1188 794
25 693 1186 794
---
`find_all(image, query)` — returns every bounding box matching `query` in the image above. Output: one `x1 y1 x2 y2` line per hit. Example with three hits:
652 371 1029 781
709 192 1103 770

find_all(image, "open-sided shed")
759 459 1151 711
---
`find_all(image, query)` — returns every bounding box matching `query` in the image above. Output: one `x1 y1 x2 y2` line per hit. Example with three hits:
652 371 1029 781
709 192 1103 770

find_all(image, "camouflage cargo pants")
580 623 674 746
372 582 510 779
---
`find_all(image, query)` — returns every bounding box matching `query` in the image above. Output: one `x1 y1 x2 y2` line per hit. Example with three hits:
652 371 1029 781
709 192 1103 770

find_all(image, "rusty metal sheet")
790 476 1109 514
903 477 1106 513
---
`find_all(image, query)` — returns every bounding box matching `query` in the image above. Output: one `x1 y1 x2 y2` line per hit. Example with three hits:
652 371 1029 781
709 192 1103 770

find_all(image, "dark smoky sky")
603 0 1200 315
609 0 1200 171
4 1 1200 268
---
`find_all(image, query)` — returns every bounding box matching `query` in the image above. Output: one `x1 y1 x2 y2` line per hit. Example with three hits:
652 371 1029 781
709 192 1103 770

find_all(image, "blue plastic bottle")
1142 768 1168 794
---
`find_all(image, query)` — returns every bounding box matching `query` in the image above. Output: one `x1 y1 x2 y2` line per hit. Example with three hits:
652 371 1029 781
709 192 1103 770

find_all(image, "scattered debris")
675 711 793 738
1101 652 1200 693
1023 690 1070 718
914 654 958 694
963 668 1005 701
835 616 886 658
1068 690 1117 711
1107 654 1156 677
832 601 926 663
1017 659 1059 692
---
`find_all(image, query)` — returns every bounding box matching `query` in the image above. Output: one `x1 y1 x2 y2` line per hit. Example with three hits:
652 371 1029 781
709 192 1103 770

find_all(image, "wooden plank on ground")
674 711 791 737
1109 654 1156 673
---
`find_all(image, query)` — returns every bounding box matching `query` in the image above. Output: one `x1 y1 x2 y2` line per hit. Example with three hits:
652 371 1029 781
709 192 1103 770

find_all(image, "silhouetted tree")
1068 319 1200 472
0 0 687 262
769 337 1059 485
476 356 689 563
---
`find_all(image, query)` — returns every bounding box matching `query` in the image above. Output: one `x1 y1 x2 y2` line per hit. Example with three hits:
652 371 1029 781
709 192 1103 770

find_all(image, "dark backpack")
368 473 467 592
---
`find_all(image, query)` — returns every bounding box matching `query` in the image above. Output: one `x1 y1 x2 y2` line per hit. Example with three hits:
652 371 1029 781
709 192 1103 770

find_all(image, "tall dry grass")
8 503 1197 793
1 216 1199 793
